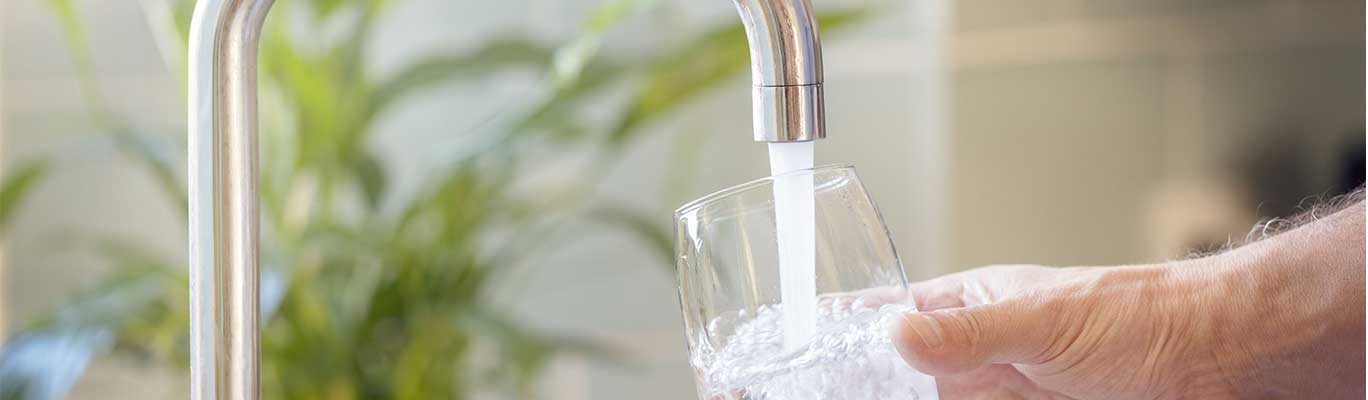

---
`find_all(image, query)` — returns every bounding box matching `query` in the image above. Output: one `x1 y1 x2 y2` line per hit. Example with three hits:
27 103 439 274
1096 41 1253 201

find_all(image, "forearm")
1206 201 1365 398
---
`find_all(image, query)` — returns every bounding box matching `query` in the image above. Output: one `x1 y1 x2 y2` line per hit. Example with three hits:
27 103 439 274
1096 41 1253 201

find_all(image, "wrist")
1143 258 1250 398
1191 217 1365 398
1181 249 1272 397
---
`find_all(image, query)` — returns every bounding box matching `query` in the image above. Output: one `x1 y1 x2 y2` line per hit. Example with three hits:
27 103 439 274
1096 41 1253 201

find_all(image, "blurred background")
0 0 1362 399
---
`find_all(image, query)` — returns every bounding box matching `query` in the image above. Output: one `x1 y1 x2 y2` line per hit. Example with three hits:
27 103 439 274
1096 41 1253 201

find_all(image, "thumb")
891 300 1063 375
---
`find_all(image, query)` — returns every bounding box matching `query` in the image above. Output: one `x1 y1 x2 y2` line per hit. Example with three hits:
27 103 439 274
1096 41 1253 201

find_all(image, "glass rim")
673 163 857 216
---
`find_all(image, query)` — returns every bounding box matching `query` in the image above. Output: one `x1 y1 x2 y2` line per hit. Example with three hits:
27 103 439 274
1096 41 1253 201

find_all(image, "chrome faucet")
186 0 827 399
734 0 827 142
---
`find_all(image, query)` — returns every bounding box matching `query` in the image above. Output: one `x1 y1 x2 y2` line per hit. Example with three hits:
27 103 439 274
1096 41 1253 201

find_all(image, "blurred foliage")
0 0 865 399
0 161 47 236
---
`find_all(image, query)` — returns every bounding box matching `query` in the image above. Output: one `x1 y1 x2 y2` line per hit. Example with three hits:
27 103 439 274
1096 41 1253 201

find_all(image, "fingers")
818 286 910 311
907 265 1063 311
818 265 1060 315
891 297 1064 376
933 364 1070 400
906 274 967 311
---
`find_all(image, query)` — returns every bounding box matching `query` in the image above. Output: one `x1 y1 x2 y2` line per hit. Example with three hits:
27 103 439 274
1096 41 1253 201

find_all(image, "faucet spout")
732 0 826 142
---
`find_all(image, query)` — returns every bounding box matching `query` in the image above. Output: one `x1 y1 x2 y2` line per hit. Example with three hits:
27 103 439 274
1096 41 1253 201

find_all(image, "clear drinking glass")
673 165 938 400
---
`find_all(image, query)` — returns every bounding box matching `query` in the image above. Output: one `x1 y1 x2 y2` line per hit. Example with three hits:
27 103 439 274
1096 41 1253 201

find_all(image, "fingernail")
901 313 945 349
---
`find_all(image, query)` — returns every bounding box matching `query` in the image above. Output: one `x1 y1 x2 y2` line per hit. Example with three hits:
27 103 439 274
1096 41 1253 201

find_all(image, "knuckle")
933 309 992 357
956 310 990 345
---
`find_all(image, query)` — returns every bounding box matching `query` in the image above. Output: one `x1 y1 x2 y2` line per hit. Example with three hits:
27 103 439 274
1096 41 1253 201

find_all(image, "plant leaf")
46 0 187 215
552 0 659 87
43 0 102 112
134 0 193 89
0 265 180 400
663 125 710 206
366 39 555 123
0 160 48 235
453 306 562 393
0 329 112 400
110 128 187 214
310 0 347 20
586 202 673 268
352 151 387 210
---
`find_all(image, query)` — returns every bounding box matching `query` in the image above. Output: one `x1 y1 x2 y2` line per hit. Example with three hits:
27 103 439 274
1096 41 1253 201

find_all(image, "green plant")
0 1 865 399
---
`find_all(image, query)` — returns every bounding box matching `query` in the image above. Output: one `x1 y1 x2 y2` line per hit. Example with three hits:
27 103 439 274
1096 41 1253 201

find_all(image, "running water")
768 142 816 351
694 303 939 400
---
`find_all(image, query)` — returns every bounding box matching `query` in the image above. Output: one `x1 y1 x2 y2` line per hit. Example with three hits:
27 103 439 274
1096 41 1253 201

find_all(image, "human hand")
888 254 1362 399
866 198 1364 399
889 201 1367 400
884 264 1233 399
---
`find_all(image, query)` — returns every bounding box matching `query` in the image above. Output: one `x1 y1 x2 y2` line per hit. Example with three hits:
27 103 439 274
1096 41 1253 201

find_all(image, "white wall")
947 0 1364 268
